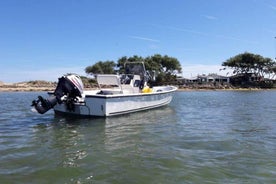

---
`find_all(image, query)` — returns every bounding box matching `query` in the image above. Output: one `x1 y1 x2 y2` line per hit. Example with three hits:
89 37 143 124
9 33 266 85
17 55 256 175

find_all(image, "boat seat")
97 89 122 95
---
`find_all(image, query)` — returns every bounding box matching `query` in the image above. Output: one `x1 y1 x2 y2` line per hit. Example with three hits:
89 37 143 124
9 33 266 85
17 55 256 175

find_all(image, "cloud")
181 64 233 79
201 14 218 20
129 36 160 43
170 25 257 44
2 63 235 83
215 34 259 44
267 4 276 11
148 44 159 49
2 66 88 83
149 24 258 44
164 26 208 36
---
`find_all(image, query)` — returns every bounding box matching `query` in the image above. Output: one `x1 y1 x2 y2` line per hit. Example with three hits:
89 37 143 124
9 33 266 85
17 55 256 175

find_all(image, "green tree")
85 54 182 85
145 54 182 74
264 60 276 79
117 55 144 74
85 61 116 75
116 54 182 75
144 54 182 85
222 52 276 80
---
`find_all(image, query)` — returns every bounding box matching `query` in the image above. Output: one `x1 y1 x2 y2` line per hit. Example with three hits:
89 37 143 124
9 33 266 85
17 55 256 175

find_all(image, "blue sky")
0 0 275 82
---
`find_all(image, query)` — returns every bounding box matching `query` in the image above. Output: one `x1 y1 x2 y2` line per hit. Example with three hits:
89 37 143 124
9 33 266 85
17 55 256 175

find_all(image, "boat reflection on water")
103 106 176 152
32 105 176 161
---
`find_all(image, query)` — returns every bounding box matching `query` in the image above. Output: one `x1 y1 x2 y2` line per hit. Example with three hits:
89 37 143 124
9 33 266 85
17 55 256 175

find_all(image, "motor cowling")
32 74 84 114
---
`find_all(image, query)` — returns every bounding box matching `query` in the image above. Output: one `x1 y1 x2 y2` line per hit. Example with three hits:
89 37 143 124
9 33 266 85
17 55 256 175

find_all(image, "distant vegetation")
84 52 276 88
79 76 97 88
8 53 273 90
222 52 276 80
222 52 276 88
26 80 56 87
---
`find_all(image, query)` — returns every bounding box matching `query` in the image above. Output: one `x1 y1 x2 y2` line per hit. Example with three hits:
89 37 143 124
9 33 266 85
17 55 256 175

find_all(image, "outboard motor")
32 74 84 114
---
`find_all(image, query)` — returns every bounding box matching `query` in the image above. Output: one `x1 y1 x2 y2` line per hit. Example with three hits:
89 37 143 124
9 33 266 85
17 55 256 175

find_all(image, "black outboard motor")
32 74 84 114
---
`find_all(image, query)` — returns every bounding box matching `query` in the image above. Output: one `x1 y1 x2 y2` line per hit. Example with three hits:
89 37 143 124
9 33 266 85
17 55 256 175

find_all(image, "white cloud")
215 34 259 44
165 26 208 36
181 64 233 79
201 14 218 20
267 4 276 11
2 66 88 83
129 36 160 43
2 63 235 83
150 24 259 44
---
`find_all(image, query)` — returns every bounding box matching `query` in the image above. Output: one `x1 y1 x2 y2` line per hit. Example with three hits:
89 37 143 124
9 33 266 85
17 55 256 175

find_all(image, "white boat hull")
53 86 177 117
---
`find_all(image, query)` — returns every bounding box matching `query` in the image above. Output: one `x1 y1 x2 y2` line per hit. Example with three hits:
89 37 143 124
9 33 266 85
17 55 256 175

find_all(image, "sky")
0 0 276 83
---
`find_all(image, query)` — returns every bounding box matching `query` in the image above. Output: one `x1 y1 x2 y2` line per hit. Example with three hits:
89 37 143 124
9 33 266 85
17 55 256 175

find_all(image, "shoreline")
1 86 275 92
177 87 276 92
0 86 55 92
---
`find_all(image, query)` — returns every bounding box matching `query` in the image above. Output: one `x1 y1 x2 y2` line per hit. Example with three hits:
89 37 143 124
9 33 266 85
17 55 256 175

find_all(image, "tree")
264 60 276 80
222 52 276 80
117 55 144 74
116 54 182 85
144 54 182 85
85 54 182 85
85 61 116 75
145 54 182 75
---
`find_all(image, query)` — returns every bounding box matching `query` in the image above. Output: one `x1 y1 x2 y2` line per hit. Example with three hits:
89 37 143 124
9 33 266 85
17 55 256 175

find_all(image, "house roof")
198 74 229 79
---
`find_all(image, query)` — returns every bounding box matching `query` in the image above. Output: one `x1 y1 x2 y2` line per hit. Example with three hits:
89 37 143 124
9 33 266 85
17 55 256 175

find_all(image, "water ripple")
0 91 275 183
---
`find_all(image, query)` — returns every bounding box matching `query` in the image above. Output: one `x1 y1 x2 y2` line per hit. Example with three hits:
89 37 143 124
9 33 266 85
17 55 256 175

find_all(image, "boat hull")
53 86 177 117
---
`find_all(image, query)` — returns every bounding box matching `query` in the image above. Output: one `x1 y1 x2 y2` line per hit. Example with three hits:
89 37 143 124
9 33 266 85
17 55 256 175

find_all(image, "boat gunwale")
48 86 178 99
84 86 178 99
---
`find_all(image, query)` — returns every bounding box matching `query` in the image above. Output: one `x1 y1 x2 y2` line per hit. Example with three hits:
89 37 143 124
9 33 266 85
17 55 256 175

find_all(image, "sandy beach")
0 81 56 92
1 83 273 92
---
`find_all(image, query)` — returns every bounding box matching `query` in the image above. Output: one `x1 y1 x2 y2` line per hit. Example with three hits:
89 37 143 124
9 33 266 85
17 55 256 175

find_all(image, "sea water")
0 91 275 183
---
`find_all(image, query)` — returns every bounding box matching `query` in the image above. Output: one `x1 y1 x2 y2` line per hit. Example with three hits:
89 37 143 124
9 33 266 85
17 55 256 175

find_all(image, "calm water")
0 91 275 184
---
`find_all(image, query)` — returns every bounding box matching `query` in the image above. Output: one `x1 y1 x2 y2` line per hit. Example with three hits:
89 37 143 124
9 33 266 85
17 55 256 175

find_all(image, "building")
177 74 230 84
197 74 230 83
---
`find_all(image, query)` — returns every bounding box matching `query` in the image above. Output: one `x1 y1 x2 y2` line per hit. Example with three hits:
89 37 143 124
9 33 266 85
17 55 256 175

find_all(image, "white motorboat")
32 62 177 117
